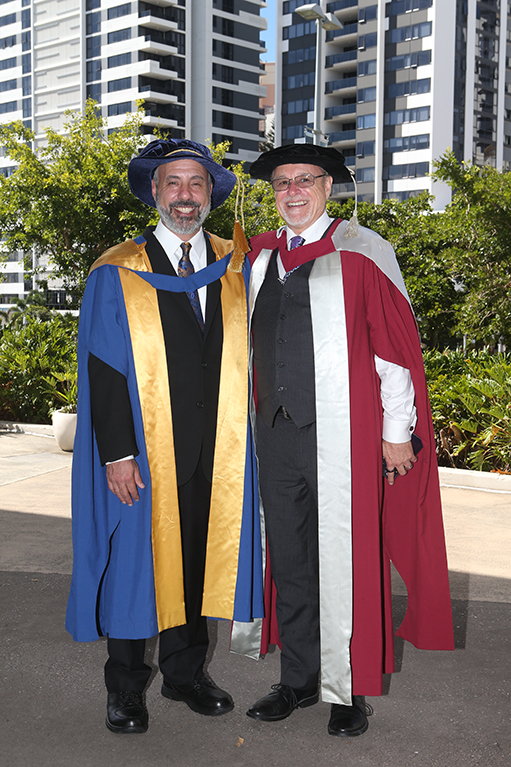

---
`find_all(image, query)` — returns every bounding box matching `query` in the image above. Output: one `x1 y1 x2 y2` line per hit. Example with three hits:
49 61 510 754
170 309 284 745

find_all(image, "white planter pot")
52 409 77 452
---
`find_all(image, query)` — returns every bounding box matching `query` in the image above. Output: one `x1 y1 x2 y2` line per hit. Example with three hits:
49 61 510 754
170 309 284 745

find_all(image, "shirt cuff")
382 413 417 444
105 455 135 465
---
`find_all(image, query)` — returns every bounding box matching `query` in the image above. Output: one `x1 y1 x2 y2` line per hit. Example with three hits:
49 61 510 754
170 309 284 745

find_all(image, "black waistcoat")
252 251 316 428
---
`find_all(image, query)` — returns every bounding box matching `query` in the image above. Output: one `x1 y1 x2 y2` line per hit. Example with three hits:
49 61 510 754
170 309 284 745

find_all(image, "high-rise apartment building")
0 0 266 307
276 0 511 209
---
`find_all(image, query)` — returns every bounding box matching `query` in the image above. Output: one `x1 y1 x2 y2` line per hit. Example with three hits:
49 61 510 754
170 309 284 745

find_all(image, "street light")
295 4 342 145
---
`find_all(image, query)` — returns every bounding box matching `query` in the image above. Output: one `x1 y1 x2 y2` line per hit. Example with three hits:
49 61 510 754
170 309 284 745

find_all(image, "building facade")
275 0 511 208
0 0 266 307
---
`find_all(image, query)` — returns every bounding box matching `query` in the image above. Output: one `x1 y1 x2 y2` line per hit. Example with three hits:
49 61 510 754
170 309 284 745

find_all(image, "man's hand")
382 439 417 486
106 459 145 505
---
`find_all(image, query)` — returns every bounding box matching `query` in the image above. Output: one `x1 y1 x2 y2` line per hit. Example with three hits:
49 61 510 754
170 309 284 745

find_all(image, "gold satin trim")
206 231 234 260
89 240 151 275
201 265 248 618
119 267 186 630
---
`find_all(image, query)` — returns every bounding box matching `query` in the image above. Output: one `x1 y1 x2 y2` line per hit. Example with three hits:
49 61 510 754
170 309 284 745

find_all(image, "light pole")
294 4 342 146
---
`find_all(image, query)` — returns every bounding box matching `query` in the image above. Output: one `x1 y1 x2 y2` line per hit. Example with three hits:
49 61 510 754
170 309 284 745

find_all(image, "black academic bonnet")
249 144 353 185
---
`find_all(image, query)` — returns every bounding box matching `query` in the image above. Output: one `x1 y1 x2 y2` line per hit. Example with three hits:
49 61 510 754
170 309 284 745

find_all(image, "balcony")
325 103 356 120
325 77 357 94
138 13 177 32
328 130 356 143
139 36 177 56
325 50 357 70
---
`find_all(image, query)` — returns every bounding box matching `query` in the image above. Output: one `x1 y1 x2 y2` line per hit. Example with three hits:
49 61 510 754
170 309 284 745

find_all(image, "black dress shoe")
106 691 148 734
161 675 234 716
328 696 372 737
246 684 319 722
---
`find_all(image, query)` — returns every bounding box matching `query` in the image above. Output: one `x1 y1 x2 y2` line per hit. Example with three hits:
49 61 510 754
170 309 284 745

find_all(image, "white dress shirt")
277 214 417 443
153 219 208 316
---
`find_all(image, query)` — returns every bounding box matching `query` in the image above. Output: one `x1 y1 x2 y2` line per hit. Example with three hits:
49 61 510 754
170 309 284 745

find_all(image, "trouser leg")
158 460 211 686
256 413 320 691
104 638 152 693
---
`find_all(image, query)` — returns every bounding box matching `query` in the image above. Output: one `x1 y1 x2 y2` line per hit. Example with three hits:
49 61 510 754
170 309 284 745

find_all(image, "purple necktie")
289 235 305 250
280 234 305 283
178 242 205 332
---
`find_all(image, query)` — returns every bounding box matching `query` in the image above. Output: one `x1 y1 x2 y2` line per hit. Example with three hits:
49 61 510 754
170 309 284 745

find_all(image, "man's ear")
151 177 157 204
325 174 333 197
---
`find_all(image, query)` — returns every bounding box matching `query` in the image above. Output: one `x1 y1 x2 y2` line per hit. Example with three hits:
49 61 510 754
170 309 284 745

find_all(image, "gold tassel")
229 175 248 273
343 168 359 239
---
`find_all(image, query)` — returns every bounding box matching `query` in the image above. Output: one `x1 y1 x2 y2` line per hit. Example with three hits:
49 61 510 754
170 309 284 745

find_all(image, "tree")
327 193 460 348
430 150 511 346
0 100 152 303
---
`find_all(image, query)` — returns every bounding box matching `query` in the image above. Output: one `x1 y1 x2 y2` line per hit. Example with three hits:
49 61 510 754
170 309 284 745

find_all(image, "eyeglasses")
271 173 328 192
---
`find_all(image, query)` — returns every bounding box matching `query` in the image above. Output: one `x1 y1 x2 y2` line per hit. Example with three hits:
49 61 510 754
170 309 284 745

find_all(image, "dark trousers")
256 412 320 691
105 461 211 693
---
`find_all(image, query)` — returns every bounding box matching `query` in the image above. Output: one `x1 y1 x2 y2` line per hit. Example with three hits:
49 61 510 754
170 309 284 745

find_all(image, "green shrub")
0 314 78 424
424 350 511 472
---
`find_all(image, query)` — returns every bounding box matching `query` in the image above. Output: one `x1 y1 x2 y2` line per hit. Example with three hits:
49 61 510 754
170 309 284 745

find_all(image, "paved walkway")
0 430 510 767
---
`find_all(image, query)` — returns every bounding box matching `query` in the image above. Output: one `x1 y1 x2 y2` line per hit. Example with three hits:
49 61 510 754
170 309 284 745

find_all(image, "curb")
0 420 54 438
2 422 511 493
438 466 511 493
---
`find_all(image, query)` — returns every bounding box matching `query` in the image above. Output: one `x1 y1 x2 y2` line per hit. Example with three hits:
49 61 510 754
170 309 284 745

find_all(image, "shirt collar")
154 220 206 266
276 210 334 247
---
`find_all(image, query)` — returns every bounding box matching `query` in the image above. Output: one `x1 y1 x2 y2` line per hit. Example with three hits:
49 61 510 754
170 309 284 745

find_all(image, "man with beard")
66 139 263 734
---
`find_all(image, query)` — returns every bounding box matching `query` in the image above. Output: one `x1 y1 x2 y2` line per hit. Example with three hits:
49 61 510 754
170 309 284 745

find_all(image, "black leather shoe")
246 684 319 722
106 691 148 734
328 696 372 737
161 675 234 716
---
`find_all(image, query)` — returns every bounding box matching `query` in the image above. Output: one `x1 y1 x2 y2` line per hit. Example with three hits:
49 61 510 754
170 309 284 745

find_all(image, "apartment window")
359 5 377 23
212 86 233 106
386 0 432 14
0 34 16 48
108 28 131 44
356 166 375 183
287 72 315 89
108 77 131 92
357 113 376 129
283 124 308 140
389 22 432 43
108 3 131 20
212 110 233 129
356 140 375 157
358 86 376 102
21 8 30 28
385 106 430 124
108 101 131 116
283 21 316 39
212 63 234 83
0 13 16 27
21 31 30 51
284 97 314 114
22 53 30 73
212 39 234 60
384 162 429 179
0 78 16 92
86 0 100 7
285 46 316 65
387 50 432 71
388 78 430 97
22 75 30 96
358 33 377 49
384 134 430 152
213 16 234 37
0 55 15 70
87 60 101 81
87 12 101 34
87 36 101 58
86 83 101 101
0 100 16 113
358 59 377 76
108 52 131 68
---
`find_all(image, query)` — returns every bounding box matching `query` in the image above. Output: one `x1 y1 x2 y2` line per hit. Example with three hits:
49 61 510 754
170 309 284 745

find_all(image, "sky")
260 0 276 62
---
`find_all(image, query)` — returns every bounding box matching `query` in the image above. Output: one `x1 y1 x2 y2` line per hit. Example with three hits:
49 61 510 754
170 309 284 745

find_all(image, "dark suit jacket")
89 227 224 486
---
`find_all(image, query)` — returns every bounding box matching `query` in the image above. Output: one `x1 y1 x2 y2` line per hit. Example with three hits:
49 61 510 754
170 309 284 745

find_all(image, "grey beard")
156 199 211 236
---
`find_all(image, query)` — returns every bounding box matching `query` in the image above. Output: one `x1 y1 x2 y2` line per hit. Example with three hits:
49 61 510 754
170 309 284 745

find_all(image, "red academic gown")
248 220 453 700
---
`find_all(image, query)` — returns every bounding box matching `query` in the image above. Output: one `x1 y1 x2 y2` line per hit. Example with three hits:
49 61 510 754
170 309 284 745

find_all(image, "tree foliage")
0 100 151 302
431 150 511 345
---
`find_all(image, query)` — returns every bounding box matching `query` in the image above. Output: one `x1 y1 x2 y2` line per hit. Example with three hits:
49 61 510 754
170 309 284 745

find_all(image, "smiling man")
66 139 263 734
244 144 453 737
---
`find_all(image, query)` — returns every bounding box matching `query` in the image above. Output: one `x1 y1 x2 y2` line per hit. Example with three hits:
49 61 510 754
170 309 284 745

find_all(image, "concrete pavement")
0 429 510 767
